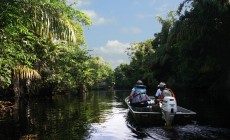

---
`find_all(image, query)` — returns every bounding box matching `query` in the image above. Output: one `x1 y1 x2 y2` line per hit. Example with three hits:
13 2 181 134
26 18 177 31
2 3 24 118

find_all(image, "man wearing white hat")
155 82 166 97
155 82 175 102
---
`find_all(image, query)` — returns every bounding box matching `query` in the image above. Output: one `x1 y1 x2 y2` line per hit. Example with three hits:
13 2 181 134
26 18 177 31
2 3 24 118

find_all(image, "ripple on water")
143 124 230 140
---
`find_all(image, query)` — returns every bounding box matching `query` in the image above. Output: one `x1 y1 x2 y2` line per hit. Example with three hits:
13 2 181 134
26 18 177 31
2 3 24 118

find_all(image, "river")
0 90 230 139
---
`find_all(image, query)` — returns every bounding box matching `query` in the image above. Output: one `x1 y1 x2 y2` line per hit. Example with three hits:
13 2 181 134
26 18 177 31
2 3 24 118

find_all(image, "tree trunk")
12 74 20 98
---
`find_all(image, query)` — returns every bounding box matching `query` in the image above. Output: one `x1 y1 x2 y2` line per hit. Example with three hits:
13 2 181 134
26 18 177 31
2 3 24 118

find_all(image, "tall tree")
173 0 230 90
0 0 93 96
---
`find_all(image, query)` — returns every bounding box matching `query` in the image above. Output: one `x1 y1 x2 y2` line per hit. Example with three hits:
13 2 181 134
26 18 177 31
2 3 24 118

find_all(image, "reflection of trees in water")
0 90 118 139
0 96 88 139
88 90 115 123
6 90 116 139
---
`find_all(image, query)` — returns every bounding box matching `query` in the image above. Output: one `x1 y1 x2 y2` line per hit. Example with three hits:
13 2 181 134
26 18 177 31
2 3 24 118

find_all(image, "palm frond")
13 65 41 80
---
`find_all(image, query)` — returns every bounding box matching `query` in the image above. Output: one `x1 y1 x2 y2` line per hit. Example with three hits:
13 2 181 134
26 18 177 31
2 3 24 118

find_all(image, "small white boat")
125 96 196 126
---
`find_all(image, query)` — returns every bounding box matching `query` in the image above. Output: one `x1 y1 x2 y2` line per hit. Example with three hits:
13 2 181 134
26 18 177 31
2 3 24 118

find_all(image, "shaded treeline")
114 0 230 95
0 0 114 98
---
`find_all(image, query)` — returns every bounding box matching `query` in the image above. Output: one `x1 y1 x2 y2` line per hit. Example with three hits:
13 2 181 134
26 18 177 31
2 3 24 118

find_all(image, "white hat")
158 82 166 88
136 80 143 85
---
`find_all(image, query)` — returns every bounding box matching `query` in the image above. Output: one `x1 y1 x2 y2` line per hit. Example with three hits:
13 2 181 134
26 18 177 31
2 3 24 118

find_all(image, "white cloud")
66 0 91 8
82 10 114 25
66 1 113 25
121 27 142 34
92 40 130 69
76 0 91 7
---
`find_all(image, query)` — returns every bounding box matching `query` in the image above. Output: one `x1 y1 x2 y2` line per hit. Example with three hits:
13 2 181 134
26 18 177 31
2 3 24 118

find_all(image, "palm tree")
0 0 92 95
20 0 91 44
12 65 41 98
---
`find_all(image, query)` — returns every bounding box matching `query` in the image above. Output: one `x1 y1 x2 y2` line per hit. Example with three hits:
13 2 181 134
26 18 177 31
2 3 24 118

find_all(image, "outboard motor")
161 96 177 127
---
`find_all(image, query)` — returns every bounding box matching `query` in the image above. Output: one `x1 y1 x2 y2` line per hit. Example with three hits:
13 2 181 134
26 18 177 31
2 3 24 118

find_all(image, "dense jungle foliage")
114 0 230 93
1 0 230 98
0 0 114 97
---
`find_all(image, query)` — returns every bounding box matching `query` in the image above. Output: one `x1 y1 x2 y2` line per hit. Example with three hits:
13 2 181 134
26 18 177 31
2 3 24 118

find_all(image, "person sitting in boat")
155 82 175 104
129 80 150 107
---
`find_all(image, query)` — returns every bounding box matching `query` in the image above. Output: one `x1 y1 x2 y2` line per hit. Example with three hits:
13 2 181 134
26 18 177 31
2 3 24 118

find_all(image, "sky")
67 0 184 69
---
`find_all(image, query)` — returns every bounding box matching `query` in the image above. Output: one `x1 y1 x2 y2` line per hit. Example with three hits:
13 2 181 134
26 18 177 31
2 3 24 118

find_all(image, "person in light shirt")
155 82 175 103
155 82 166 98
129 80 150 107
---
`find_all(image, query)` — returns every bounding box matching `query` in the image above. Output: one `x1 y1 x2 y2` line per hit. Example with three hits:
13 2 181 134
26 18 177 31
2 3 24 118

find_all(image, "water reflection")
0 90 230 139
0 90 117 139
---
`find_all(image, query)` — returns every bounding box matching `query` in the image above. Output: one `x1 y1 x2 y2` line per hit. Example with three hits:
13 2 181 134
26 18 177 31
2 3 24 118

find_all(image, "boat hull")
125 96 196 126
